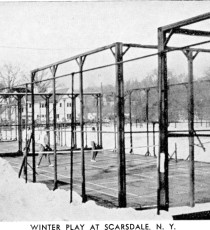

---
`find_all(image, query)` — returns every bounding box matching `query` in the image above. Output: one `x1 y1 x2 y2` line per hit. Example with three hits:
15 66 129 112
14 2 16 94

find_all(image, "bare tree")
0 64 27 122
0 63 25 91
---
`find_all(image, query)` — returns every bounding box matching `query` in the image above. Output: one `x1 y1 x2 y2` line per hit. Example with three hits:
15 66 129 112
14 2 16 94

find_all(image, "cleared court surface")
2 141 210 210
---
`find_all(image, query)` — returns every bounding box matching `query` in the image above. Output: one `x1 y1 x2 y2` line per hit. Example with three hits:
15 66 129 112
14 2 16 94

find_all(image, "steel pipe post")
46 96 50 146
96 95 100 146
145 89 150 156
99 94 103 148
175 143 177 163
114 94 117 152
85 123 88 148
129 91 133 154
15 104 17 140
71 74 75 149
31 72 36 182
63 98 67 146
51 65 58 190
77 56 87 202
17 96 23 154
24 84 29 183
70 74 74 203
5 106 7 140
73 96 77 148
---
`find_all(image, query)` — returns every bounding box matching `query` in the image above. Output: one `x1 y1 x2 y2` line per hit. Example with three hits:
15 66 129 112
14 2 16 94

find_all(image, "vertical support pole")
153 122 156 157
77 56 87 202
17 96 22 154
145 89 150 156
72 90 77 148
71 74 75 148
83 95 86 148
51 65 58 190
175 143 177 163
15 103 17 140
183 50 198 207
96 95 99 146
39 103 41 125
46 96 50 146
63 98 66 146
129 91 133 154
60 122 63 146
5 105 7 140
0 110 1 140
73 96 77 148
11 105 13 140
115 42 126 207
85 123 88 148
70 73 74 203
0 105 1 140
0 108 1 139
158 28 169 213
187 50 195 207
99 94 103 148
114 93 117 152
24 84 28 183
31 72 36 182
8 100 12 140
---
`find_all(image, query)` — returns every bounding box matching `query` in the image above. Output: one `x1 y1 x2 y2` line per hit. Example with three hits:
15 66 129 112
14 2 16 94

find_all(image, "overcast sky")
0 1 210 88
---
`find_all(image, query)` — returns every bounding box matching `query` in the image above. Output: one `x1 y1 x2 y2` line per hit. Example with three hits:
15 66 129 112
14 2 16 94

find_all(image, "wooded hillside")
84 68 210 123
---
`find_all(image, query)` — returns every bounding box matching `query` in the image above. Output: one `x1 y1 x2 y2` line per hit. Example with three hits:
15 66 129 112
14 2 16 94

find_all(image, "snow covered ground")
1 156 210 228
0 157 171 221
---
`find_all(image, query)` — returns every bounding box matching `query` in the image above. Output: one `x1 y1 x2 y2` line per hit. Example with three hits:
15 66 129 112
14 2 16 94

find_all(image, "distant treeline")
83 69 210 123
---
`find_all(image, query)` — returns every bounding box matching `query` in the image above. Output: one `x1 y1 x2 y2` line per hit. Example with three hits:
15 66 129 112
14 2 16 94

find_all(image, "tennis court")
4 145 210 210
